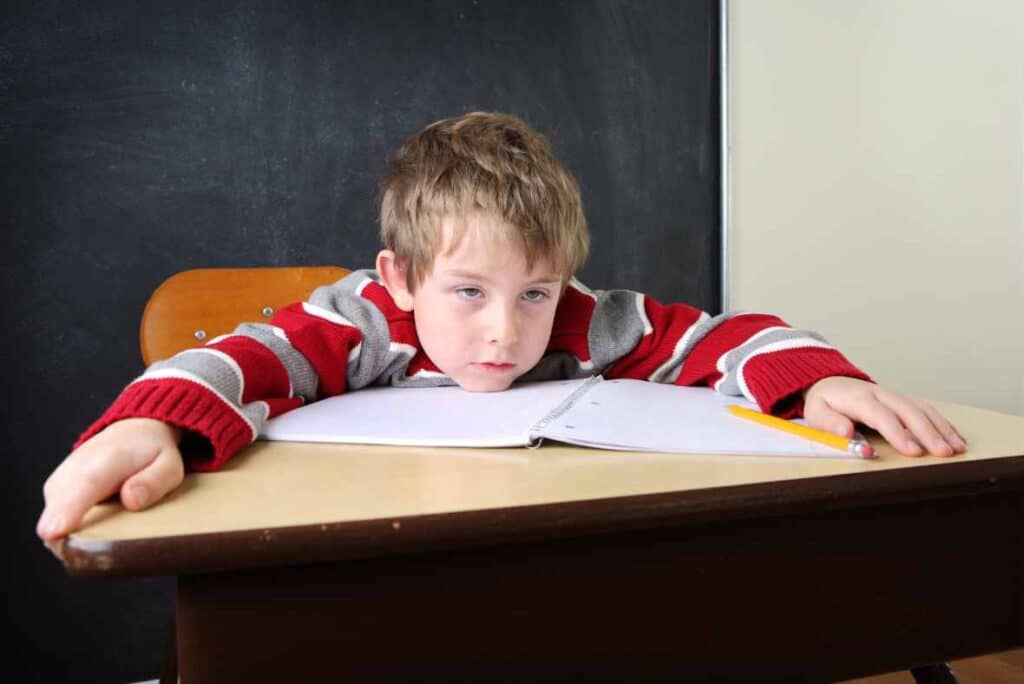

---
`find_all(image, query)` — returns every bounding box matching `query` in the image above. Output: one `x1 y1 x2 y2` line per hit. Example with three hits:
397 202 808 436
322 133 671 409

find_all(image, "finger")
833 396 922 457
37 447 158 540
803 399 855 439
875 391 954 457
918 401 967 454
120 446 185 511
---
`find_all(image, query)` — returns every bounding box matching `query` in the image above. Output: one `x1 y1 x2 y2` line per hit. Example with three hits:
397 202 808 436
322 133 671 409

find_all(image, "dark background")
1 1 721 680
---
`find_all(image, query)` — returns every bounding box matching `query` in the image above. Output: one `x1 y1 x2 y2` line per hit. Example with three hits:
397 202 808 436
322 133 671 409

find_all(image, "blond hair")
379 111 589 289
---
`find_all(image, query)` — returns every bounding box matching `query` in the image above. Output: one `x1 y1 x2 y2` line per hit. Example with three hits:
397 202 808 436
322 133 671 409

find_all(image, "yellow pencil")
727 405 876 459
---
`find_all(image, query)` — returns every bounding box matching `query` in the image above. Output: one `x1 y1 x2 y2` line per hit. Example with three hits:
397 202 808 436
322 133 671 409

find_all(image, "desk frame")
73 456 1021 682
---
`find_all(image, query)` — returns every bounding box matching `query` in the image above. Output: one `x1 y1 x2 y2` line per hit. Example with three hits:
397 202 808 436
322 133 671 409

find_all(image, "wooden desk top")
55 400 1024 576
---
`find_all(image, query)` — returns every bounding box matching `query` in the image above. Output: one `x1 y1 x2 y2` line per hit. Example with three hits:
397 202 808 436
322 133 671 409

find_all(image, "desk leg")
910 663 958 684
159 612 177 684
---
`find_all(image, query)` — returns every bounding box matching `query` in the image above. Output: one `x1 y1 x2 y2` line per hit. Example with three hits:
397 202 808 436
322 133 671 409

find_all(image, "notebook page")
260 378 590 448
536 378 851 458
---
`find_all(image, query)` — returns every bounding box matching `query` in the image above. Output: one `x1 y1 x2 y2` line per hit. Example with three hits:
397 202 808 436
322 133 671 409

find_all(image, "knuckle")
165 458 185 486
77 467 108 493
42 474 57 498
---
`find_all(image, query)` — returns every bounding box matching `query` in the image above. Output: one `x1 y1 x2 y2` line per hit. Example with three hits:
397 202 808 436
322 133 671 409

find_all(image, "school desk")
52 399 1024 682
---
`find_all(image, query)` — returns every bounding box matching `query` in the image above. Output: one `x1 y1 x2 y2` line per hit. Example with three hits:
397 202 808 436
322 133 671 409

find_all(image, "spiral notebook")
260 377 854 458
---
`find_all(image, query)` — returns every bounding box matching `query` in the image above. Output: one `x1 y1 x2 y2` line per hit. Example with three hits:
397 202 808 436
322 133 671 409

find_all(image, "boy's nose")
484 304 519 347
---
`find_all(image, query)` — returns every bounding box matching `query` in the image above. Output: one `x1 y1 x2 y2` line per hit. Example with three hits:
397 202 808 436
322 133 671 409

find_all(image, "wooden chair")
140 266 349 366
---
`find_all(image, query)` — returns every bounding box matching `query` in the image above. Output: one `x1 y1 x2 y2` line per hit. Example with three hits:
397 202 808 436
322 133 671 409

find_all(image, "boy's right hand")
36 418 185 541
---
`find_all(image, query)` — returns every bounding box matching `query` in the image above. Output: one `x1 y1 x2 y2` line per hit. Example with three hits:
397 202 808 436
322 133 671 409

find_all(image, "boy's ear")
375 249 415 311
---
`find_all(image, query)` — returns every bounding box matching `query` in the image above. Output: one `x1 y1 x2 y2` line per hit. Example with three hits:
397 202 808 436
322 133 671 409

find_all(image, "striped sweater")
78 269 870 470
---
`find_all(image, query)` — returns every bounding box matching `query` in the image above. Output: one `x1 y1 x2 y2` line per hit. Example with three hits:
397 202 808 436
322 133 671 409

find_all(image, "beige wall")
729 0 1024 415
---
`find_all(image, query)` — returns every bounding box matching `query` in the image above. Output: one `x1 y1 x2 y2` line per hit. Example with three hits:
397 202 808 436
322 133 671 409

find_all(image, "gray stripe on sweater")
147 350 243 405
241 397 271 430
587 289 646 373
383 371 458 388
518 351 598 382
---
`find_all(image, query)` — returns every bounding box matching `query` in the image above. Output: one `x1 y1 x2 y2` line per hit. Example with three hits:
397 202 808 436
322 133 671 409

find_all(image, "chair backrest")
140 266 350 366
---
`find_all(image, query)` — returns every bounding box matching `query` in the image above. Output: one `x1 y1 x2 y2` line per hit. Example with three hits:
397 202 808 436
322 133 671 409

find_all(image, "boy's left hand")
802 377 966 457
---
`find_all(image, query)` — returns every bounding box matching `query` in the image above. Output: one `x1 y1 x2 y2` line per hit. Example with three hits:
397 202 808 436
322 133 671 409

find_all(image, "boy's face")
380 212 564 392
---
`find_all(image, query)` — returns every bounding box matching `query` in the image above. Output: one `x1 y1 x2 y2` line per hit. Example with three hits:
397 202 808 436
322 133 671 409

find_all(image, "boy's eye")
522 289 549 302
456 287 483 300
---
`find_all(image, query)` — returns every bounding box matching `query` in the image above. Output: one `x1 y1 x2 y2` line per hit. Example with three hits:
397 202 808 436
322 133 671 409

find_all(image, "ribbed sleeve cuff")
742 348 873 419
74 379 255 472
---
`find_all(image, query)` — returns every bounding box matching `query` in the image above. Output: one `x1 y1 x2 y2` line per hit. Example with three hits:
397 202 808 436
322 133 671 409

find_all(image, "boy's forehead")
434 213 560 281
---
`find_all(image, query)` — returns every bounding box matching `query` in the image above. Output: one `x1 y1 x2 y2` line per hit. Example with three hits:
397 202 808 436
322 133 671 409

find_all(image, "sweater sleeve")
75 270 399 471
583 284 871 417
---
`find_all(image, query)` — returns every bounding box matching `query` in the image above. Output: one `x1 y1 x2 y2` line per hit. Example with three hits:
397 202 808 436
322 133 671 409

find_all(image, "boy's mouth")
476 362 516 372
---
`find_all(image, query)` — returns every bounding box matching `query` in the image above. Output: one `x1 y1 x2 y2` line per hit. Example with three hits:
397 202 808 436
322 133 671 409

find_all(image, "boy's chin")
453 374 517 393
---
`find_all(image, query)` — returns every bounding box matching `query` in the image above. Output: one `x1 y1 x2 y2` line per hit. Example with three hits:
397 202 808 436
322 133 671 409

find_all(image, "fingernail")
129 485 148 508
45 516 64 538
36 513 50 537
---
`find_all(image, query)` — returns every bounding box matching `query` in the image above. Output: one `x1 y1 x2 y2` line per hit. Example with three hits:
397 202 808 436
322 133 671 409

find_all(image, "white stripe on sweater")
634 292 653 336
301 301 355 327
727 337 835 403
713 324 790 379
348 343 362 364
354 275 374 296
390 342 417 358
410 368 448 379
647 311 710 383
568 278 597 301
268 326 296 398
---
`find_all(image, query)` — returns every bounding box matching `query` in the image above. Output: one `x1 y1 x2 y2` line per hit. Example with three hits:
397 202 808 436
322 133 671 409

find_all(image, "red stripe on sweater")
207 335 292 404
741 347 872 417
547 284 595 361
269 303 362 399
74 378 253 472
406 350 443 376
263 396 305 419
362 279 420 349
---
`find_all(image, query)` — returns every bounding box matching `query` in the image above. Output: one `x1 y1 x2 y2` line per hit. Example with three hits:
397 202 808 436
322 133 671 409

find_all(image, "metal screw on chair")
262 307 274 317
194 330 207 341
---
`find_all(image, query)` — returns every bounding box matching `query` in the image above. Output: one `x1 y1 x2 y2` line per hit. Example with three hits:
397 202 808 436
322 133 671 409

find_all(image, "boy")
37 112 965 541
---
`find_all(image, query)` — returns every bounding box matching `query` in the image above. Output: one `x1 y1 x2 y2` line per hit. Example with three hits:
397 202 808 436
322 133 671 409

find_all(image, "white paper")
260 378 588 447
536 378 848 457
260 376 851 458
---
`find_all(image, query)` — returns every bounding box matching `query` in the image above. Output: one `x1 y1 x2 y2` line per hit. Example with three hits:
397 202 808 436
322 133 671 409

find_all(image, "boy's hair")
379 111 589 289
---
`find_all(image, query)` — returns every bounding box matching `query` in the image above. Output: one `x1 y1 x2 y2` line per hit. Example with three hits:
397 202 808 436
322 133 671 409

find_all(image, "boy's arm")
38 419 184 540
579 284 862 415
39 272 402 540
575 284 963 456
76 271 398 472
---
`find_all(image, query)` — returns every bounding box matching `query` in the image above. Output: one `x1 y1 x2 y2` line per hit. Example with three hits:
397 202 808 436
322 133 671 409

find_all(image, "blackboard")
0 1 720 680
